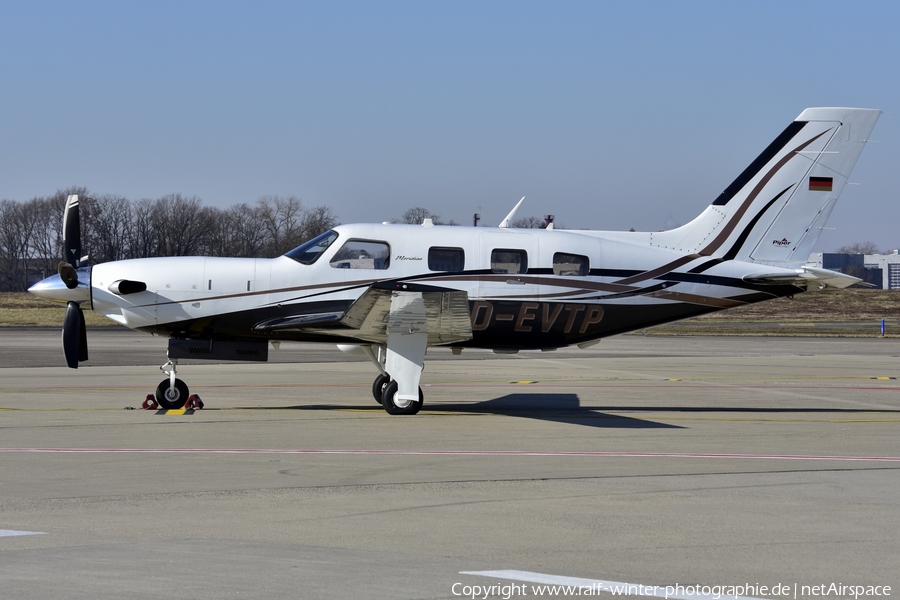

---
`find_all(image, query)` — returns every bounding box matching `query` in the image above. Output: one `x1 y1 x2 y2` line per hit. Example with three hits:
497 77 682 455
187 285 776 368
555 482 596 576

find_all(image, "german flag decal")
809 176 833 192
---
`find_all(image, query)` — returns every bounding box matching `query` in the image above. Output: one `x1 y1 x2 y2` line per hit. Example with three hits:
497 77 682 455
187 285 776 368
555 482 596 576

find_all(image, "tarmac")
1 329 899 599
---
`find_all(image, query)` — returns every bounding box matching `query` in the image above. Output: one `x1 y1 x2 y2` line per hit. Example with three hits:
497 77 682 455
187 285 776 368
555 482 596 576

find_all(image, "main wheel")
372 374 391 404
155 378 189 410
381 380 423 415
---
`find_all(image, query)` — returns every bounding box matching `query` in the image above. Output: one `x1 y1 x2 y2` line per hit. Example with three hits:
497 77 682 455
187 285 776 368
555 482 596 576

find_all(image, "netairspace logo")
451 581 893 599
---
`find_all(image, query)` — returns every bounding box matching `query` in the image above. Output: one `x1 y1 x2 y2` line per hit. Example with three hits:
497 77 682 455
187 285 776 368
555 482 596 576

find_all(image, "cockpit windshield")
284 230 339 265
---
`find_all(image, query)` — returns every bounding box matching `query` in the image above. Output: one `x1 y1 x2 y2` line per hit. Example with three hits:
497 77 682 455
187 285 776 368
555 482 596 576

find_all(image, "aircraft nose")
29 271 91 304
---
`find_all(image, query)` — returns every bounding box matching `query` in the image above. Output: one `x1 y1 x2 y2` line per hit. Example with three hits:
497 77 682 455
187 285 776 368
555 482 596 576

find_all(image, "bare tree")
396 207 458 226
128 199 159 258
835 241 880 255
85 194 132 263
257 196 306 256
207 203 268 258
152 194 214 256
510 215 546 229
24 197 60 284
299 205 339 242
0 200 27 290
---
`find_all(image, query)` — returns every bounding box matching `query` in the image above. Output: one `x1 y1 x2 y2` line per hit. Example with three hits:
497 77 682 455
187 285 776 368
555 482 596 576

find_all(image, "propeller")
59 195 82 289
63 301 89 368
59 195 89 368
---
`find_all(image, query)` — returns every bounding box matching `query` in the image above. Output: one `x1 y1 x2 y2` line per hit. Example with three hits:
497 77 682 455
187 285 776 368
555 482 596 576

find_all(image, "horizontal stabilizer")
743 266 860 289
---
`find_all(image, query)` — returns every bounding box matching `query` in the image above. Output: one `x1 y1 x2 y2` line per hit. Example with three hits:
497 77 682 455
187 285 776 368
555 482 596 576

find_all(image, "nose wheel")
156 378 189 409
156 359 190 410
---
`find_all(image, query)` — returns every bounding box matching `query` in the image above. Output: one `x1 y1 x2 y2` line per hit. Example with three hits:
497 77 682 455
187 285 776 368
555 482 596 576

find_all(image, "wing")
252 282 473 345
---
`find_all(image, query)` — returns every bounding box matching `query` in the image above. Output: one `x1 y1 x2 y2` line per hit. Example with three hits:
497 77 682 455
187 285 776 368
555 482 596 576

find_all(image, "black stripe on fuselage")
687 259 723 274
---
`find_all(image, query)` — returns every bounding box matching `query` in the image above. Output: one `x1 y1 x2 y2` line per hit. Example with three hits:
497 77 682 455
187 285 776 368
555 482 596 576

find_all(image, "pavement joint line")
1 448 899 461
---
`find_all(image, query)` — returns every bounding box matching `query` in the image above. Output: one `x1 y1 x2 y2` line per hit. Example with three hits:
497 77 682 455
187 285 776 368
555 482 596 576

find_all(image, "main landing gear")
156 358 189 410
362 290 429 416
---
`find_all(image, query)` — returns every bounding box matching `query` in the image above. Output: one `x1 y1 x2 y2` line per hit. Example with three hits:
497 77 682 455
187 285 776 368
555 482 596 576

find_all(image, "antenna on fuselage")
498 196 525 228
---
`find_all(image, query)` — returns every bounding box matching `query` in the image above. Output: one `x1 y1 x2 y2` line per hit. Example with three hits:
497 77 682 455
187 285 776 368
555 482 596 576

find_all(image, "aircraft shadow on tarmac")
427 394 684 429
280 393 684 429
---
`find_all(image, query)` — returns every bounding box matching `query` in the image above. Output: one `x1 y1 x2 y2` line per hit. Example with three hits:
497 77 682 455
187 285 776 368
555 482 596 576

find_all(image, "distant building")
808 251 900 289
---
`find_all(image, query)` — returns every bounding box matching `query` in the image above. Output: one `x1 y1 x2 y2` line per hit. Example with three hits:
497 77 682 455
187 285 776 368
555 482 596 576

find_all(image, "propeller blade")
62 195 82 269
63 301 88 368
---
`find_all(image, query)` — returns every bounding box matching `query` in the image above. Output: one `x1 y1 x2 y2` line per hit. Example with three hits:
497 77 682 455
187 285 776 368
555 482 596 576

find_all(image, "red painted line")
1 448 899 462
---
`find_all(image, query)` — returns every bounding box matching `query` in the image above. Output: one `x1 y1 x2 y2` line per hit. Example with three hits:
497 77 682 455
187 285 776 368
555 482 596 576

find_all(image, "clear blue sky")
1 0 897 251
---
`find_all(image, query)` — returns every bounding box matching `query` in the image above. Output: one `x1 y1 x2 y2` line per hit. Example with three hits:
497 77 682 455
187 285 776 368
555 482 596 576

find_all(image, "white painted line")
460 570 765 600
0 448 899 462
0 529 46 537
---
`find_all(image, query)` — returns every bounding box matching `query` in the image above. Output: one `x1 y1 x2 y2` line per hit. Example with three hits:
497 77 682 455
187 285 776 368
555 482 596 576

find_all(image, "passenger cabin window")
491 249 527 274
553 252 589 276
284 230 339 265
329 239 391 270
428 247 465 272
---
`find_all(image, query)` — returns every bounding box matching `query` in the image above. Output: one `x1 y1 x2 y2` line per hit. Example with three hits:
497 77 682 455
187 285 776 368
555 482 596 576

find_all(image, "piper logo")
772 238 791 246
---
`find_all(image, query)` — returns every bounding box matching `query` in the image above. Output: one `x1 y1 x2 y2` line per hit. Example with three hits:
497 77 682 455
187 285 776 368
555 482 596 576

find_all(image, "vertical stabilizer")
649 108 880 266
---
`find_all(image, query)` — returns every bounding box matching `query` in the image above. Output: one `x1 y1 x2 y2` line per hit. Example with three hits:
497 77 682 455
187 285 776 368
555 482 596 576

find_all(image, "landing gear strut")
156 358 189 410
360 290 429 415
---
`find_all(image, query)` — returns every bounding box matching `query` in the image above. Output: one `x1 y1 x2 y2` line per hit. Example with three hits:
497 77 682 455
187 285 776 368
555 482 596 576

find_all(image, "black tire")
372 374 391 404
381 380 423 415
155 378 189 410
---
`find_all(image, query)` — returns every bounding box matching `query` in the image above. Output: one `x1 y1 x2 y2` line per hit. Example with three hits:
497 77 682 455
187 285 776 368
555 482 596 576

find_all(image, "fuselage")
39 222 802 350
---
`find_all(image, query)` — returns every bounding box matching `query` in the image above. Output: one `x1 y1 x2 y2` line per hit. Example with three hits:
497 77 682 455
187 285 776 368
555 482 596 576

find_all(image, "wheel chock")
141 395 159 410
185 394 204 410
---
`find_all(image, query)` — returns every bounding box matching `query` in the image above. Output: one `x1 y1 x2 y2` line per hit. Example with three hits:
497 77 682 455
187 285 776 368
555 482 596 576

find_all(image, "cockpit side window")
553 252 589 276
284 230 339 265
329 239 391 270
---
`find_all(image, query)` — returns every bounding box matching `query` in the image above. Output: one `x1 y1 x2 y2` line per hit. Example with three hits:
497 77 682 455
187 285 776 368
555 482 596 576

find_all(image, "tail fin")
650 107 881 266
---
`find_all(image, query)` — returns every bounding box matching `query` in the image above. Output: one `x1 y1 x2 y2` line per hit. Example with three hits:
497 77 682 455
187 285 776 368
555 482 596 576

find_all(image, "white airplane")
29 107 881 415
